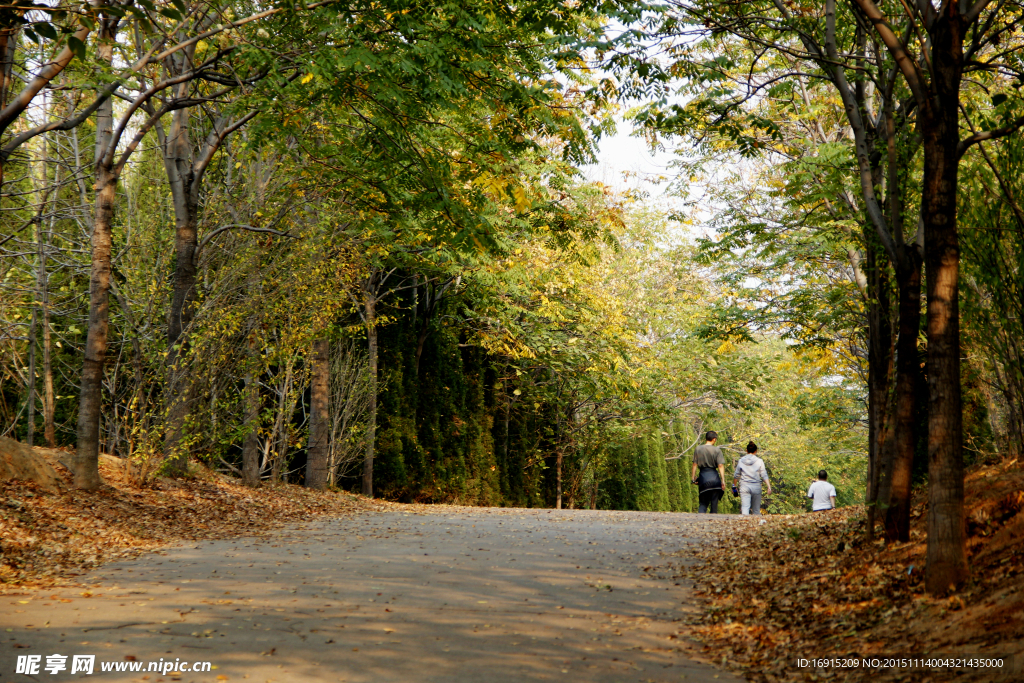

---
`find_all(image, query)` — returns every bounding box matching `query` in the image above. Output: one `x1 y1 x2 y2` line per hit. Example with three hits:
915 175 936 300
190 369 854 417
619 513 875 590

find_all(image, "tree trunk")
0 28 15 111
0 27 17 190
42 288 55 447
39 197 55 447
73 173 117 490
883 250 923 542
73 19 117 490
413 278 433 381
161 102 199 474
242 371 261 486
27 300 36 447
864 238 894 541
26 126 49 448
270 360 294 485
922 20 967 592
163 204 198 474
555 449 563 509
415 317 430 380
305 338 330 490
922 140 967 592
362 288 378 498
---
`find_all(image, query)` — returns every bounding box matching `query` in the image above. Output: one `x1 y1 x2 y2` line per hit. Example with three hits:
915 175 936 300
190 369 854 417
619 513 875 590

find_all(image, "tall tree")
640 0 1024 591
844 0 1024 594
72 6 275 487
156 95 258 473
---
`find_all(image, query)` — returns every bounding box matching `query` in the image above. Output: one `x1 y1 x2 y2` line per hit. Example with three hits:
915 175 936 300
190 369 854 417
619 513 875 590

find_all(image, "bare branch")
197 224 295 254
957 115 1024 159
0 25 90 136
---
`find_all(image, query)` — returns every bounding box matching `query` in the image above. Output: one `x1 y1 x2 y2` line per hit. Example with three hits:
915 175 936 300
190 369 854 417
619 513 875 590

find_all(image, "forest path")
4 507 745 683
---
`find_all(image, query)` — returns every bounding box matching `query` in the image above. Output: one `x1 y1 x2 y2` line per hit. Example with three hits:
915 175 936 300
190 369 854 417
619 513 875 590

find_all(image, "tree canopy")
3 0 1023 595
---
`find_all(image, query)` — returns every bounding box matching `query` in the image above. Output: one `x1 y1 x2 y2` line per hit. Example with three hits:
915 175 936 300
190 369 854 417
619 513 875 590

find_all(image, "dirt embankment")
664 460 1024 683
0 444 377 592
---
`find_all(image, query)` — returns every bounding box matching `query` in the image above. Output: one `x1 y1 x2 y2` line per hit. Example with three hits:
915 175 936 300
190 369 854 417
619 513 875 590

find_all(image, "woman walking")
691 431 726 513
733 441 772 515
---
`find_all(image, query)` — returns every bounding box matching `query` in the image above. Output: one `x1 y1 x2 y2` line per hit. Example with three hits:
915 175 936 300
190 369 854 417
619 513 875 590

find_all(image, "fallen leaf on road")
1 459 377 593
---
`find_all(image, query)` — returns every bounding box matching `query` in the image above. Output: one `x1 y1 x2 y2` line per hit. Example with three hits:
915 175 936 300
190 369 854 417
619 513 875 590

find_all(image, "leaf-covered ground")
0 456 377 593
665 460 1024 682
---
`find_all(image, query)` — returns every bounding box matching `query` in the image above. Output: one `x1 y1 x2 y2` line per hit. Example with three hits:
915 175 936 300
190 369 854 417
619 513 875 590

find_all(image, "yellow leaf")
513 186 530 212
301 72 314 84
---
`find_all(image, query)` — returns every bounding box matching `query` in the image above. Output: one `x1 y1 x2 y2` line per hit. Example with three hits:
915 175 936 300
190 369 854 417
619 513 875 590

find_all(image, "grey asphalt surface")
2 507 744 683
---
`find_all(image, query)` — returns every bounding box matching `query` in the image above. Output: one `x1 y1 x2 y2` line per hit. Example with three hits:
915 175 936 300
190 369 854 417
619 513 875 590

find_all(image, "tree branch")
196 224 294 255
0 24 90 136
190 110 259 204
957 115 1024 159
965 0 996 25
848 0 930 108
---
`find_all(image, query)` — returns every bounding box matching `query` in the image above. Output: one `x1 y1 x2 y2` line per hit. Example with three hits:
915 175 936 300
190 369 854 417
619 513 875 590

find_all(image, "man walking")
807 470 838 511
691 431 726 513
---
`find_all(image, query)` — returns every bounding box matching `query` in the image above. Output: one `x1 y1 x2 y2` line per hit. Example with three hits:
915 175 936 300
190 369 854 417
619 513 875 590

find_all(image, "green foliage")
2 0 893 516
959 138 1024 459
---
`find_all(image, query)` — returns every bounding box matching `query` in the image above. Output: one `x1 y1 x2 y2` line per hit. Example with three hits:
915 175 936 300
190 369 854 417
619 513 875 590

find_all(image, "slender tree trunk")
161 107 193 474
555 449 563 509
0 29 14 110
305 338 330 490
413 280 433 381
73 20 117 490
27 301 36 447
865 239 893 541
42 288 55 447
362 289 378 498
161 129 240 469
270 360 294 485
163 202 198 474
411 274 419 326
0 27 17 190
415 318 430 380
39 169 55 447
26 127 49 447
73 173 117 489
242 371 261 486
884 251 923 542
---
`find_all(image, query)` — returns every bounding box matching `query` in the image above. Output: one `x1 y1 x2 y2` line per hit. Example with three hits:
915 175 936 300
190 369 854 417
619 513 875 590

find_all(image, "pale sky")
583 124 676 192
583 122 713 242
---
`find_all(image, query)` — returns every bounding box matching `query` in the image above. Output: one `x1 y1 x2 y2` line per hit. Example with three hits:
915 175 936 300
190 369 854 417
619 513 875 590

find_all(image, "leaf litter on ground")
659 460 1024 683
1 454 379 593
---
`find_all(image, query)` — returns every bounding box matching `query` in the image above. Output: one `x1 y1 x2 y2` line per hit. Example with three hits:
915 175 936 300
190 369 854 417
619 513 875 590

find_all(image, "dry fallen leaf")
1 457 376 593
665 459 1024 683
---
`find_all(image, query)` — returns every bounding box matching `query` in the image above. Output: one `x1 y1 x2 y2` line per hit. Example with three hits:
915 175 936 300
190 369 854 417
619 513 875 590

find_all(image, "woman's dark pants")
699 488 723 513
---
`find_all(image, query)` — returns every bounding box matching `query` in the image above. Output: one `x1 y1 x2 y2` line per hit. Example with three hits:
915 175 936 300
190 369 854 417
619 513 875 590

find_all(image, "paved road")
3 508 743 683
